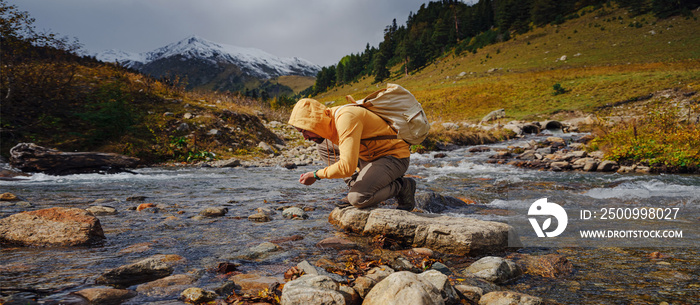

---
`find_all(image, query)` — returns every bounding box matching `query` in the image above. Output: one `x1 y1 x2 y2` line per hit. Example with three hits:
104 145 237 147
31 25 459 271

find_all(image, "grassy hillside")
315 6 700 123
276 75 316 94
0 47 283 164
309 5 699 171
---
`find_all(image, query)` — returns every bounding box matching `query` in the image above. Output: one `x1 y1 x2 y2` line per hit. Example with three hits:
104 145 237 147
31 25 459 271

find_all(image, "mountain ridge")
93 36 320 93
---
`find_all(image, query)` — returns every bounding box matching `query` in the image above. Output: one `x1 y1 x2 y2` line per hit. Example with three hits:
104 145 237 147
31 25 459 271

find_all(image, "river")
1 133 698 304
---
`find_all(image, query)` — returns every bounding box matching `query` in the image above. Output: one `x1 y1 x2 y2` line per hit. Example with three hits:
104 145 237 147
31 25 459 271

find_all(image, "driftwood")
9 143 139 175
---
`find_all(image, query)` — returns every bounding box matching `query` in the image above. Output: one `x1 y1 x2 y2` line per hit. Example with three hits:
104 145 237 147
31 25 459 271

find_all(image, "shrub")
592 106 700 172
552 83 569 95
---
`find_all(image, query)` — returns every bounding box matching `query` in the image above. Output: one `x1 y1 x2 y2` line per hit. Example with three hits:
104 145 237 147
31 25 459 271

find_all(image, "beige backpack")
342 83 430 145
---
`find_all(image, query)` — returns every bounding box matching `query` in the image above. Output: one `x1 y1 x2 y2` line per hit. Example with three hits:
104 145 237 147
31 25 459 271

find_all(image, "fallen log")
9 143 139 175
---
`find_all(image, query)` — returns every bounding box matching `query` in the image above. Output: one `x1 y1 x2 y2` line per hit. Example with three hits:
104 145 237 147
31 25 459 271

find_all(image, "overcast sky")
12 0 477 67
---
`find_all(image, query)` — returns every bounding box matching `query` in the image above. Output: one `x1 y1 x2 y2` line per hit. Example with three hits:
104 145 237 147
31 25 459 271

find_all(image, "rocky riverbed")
1 117 698 305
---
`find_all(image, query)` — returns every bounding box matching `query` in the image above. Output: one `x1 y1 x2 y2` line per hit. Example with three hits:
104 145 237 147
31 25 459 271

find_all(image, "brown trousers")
317 140 410 208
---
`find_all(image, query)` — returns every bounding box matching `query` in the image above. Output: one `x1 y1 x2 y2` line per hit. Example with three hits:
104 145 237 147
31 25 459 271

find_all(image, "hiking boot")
334 197 352 208
396 177 416 211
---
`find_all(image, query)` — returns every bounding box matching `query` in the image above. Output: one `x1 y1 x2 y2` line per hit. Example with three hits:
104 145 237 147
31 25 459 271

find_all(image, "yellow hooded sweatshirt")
288 98 410 179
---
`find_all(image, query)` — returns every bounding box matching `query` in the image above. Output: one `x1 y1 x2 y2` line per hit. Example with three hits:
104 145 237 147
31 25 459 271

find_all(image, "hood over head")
288 98 335 139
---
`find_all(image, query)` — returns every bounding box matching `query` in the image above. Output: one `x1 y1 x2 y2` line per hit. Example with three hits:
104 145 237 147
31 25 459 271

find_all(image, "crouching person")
288 98 416 210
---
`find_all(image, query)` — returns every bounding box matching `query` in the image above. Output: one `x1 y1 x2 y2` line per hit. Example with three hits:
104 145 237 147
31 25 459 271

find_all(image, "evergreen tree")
531 0 559 26
373 47 390 83
652 0 700 18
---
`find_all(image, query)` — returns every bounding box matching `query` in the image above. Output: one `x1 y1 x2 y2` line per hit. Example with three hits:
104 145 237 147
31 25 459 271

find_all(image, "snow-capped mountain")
94 36 320 86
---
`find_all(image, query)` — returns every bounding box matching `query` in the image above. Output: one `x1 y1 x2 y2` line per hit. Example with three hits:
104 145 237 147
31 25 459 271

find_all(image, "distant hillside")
314 4 700 122
94 36 321 97
0 3 283 163
311 0 699 94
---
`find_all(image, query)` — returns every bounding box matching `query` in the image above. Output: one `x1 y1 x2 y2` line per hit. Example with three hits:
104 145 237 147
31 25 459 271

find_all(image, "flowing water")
1 133 698 304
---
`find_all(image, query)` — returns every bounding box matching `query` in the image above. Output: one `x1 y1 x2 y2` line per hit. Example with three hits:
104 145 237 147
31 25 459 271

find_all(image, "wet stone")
0 192 20 201
316 237 358 250
463 256 522 284
231 273 284 295
230 242 280 260
0 207 105 247
282 207 308 219
248 212 272 222
135 274 198 297
180 287 217 304
199 207 228 217
95 254 178 286
72 288 136 305
479 291 543 305
86 205 117 216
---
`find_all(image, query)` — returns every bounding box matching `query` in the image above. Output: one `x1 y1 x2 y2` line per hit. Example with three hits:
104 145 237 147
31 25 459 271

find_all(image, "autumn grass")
417 124 516 152
276 75 316 94
590 101 700 172
319 61 700 123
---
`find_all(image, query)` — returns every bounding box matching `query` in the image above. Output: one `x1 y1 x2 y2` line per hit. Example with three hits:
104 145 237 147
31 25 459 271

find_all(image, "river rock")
199 207 228 217
207 158 241 168
72 288 136 305
0 192 19 201
583 160 599 172
478 291 543 305
617 165 636 173
230 241 280 260
296 260 347 283
545 137 565 145
363 271 445 305
136 274 198 297
352 266 395 298
248 212 272 222
0 207 105 247
329 207 517 256
549 161 570 171
316 237 358 250
95 254 180 286
468 146 491 153
481 109 505 123
231 273 284 295
86 205 117 216
463 256 521 284
415 192 484 213
507 253 574 278
455 285 483 304
281 275 353 305
282 207 308 219
635 166 651 173
180 287 218 304
597 160 619 172
419 270 460 304
9 143 139 175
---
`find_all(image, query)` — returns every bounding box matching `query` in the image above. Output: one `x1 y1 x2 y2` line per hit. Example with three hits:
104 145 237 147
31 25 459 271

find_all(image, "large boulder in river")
9 143 139 175
329 207 518 256
0 207 105 246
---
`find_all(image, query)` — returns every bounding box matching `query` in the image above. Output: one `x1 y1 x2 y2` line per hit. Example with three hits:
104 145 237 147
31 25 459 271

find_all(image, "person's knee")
347 191 375 208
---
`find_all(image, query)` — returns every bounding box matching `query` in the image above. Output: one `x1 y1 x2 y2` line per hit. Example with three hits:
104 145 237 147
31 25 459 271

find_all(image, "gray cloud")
13 0 477 66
